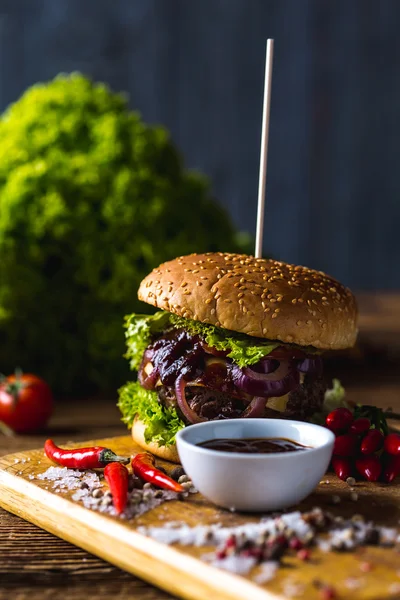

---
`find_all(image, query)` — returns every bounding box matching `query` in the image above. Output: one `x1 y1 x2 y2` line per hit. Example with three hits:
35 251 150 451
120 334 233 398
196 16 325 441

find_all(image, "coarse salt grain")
282 580 306 598
138 511 315 548
345 577 365 590
36 466 182 519
211 554 256 575
139 507 399 577
253 562 279 584
389 583 400 595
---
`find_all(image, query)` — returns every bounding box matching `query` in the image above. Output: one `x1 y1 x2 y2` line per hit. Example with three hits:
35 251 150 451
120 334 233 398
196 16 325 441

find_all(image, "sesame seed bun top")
138 253 358 350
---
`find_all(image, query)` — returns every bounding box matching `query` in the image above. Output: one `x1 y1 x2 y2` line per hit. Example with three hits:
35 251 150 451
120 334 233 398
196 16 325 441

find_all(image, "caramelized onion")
296 357 323 375
175 377 206 424
138 349 159 390
240 397 267 418
231 361 299 398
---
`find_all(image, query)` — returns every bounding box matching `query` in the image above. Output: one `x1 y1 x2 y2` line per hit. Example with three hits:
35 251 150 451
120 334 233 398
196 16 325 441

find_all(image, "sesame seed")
181 282 188 288
297 320 303 326
271 313 278 319
238 292 244 299
205 298 213 304
210 308 216 315
196 281 202 286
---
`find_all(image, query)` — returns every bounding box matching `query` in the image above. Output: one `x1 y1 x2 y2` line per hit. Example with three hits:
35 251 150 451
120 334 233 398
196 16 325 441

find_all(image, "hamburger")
118 253 358 463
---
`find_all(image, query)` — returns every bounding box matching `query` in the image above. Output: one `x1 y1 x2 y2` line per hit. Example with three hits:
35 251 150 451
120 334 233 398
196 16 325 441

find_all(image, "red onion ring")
175 378 267 422
231 361 300 397
250 358 279 374
296 357 323 375
138 349 159 390
240 397 267 418
175 376 206 424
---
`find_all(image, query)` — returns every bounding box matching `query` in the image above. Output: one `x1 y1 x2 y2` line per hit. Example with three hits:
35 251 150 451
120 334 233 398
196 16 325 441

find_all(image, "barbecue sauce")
197 437 309 453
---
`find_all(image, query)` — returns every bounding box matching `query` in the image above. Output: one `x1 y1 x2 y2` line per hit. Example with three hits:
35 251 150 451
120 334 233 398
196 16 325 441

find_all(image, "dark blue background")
1 0 399 290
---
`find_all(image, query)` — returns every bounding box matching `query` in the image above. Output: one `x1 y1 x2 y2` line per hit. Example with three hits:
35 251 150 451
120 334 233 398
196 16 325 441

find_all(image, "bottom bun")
131 417 181 463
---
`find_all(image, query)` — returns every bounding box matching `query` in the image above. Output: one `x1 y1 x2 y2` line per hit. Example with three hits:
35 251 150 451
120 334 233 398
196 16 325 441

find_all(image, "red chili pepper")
131 453 184 493
349 417 371 436
333 434 358 457
44 439 130 469
355 455 382 482
383 433 400 456
331 456 353 481
104 462 129 514
325 407 353 433
381 453 400 483
360 429 384 455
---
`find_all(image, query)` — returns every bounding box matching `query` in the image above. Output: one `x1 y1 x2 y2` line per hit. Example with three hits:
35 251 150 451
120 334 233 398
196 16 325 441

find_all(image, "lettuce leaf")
323 378 346 412
124 310 280 370
169 314 279 367
310 379 348 424
118 381 184 446
124 311 171 370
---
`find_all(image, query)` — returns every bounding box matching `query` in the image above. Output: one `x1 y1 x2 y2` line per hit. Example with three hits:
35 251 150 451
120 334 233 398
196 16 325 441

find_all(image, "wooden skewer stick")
255 39 274 259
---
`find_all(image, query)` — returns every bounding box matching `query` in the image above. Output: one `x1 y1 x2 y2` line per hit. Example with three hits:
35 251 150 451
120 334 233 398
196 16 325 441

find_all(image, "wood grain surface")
1 433 400 600
1 293 400 600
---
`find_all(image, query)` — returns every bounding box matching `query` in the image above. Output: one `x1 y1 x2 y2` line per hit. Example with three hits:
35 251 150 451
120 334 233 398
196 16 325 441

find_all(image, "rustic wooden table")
1 293 400 600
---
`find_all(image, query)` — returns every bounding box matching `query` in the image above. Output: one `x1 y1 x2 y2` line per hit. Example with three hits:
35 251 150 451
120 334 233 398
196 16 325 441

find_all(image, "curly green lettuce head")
0 73 246 393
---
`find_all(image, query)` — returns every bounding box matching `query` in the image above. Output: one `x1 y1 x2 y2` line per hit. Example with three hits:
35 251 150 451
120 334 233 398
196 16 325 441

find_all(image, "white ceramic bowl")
176 419 334 512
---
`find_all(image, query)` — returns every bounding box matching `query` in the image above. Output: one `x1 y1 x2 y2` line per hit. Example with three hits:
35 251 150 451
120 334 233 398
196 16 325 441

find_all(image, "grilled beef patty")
156 374 325 424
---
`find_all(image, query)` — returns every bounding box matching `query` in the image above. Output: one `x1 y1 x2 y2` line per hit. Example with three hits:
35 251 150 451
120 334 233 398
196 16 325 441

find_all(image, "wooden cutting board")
0 436 399 600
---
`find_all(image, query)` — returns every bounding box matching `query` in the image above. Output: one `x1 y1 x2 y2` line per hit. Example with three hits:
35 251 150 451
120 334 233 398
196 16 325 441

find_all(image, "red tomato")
0 372 53 433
